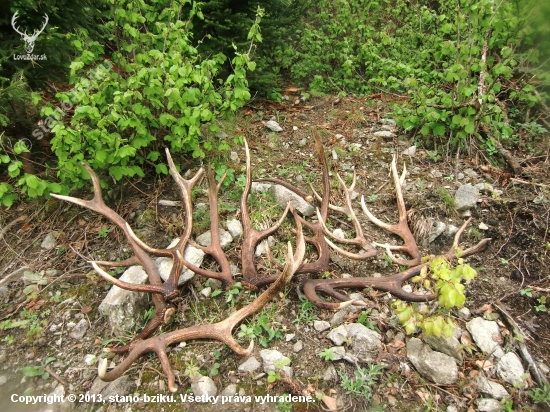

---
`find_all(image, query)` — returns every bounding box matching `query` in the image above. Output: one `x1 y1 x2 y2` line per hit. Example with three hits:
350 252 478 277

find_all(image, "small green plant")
319 348 335 361
183 360 200 380
143 307 155 325
426 150 441 163
519 288 532 297
535 296 547 312
209 362 221 377
436 187 455 208
500 258 509 265
294 299 317 324
22 270 48 298
357 310 380 333
338 363 384 402
392 253 477 337
267 359 291 383
529 382 550 407
3 335 14 345
20 357 56 380
367 194 378 202
212 282 243 306
98 227 110 238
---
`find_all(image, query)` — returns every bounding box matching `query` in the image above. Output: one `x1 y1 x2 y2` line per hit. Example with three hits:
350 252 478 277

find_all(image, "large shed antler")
51 149 236 352
250 129 332 283
240 138 291 289
313 170 378 260
98 219 306 392
11 12 49 54
302 218 491 310
361 155 422 266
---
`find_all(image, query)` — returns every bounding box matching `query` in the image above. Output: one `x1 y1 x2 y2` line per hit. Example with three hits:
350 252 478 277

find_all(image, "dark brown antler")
240 138 291 289
98 219 306 392
302 218 491 309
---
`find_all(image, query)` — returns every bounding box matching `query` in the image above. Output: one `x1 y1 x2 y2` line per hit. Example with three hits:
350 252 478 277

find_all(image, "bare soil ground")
1 95 550 411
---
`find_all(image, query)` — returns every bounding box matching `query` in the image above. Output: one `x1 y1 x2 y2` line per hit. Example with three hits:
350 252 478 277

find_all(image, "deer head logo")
11 12 49 55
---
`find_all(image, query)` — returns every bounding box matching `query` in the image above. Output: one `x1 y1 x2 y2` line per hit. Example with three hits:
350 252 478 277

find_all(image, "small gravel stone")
314 320 331 332
293 341 303 353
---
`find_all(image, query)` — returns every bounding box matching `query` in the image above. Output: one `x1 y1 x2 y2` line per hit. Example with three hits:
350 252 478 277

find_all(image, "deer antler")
302 218 491 309
240 138 291 289
361 155 421 266
313 170 378 260
98 218 306 392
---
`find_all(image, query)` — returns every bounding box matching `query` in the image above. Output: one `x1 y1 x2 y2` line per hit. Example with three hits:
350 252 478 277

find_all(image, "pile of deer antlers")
51 130 491 392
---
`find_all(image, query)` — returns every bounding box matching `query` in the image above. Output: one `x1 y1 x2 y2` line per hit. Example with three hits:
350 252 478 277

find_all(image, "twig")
0 214 28 241
510 178 550 189
44 367 68 386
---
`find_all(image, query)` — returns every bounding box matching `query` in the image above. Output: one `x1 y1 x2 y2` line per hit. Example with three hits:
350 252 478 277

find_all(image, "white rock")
328 346 346 361
479 222 489 230
191 375 217 399
255 236 275 257
221 384 237 397
41 232 58 250
98 265 149 336
298 138 307 147
251 182 272 193
327 323 382 362
477 398 504 412
266 120 283 132
196 229 233 250
403 146 417 157
457 307 471 320
271 185 315 216
332 228 346 240
292 126 298 131
476 376 509 400
373 130 395 138
200 287 212 298
259 350 292 377
238 357 261 373
428 221 446 243
444 225 459 238
230 151 240 162
156 239 205 285
69 319 89 340
497 352 527 387
407 338 458 384
293 341 303 353
314 321 331 332
226 219 243 239
466 318 505 358
84 354 97 366
381 119 396 126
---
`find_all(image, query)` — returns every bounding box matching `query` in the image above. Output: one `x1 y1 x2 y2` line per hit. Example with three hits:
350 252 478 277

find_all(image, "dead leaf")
475 359 493 371
94 338 102 345
321 395 337 411
283 86 300 93
81 306 92 314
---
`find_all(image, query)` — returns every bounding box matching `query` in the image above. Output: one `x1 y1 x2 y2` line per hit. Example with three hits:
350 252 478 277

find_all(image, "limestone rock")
406 338 458 384
454 184 479 212
423 330 463 363
191 375 217 399
98 266 149 336
477 398 503 412
226 219 243 239
156 238 205 285
466 318 505 358
41 232 58 250
69 318 89 340
238 357 261 373
259 349 293 377
266 120 283 132
196 229 233 250
271 184 315 216
476 376 509 400
326 323 382 362
496 352 527 387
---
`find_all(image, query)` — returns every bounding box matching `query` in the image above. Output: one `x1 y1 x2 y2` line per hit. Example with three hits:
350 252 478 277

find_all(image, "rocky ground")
0 94 550 412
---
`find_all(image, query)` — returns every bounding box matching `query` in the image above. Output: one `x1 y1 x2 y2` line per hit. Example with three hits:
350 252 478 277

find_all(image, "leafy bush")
286 0 548 162
1 0 262 206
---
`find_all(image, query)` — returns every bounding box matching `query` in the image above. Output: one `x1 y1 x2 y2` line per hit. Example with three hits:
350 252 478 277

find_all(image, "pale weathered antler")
361 155 421 266
313 170 378 260
98 219 306 392
302 218 491 309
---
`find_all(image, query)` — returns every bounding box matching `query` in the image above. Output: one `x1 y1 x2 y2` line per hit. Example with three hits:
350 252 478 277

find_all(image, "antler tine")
241 138 291 289
315 170 377 260
99 219 306 392
39 13 49 33
302 218 491 310
51 164 164 286
360 156 421 266
171 168 235 289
